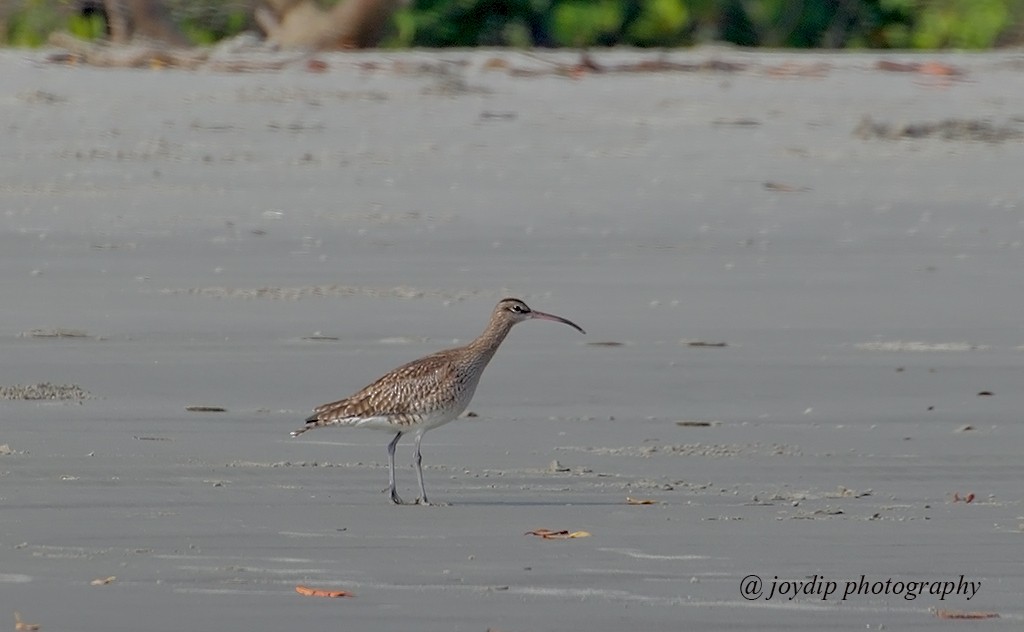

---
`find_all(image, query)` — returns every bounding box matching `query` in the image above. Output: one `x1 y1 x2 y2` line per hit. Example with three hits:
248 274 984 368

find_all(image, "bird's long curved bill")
531 310 586 335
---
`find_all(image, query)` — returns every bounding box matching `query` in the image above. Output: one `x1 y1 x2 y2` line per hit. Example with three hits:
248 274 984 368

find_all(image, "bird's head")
494 298 586 334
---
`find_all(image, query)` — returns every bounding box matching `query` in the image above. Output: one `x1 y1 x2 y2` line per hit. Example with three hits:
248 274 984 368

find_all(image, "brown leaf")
482 57 509 71
14 612 41 631
525 528 591 540
875 60 965 80
626 497 656 505
305 59 329 73
876 60 920 72
918 62 963 77
295 585 353 598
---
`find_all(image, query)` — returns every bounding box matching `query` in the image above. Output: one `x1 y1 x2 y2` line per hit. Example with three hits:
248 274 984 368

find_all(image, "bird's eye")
510 304 524 313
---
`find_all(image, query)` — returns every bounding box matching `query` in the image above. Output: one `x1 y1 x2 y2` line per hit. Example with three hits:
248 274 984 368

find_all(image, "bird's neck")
465 317 515 365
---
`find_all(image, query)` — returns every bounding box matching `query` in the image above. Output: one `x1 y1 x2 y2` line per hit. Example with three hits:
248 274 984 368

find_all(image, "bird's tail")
290 413 321 438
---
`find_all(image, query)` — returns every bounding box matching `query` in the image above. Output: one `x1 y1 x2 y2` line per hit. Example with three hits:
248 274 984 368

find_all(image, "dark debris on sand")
854 116 1023 143
0 383 93 401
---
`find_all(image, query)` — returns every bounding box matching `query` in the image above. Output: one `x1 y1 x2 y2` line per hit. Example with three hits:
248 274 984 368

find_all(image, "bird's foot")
413 497 447 506
389 490 406 505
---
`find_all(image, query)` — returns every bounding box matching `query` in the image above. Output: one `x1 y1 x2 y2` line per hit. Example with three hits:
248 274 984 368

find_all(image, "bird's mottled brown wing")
303 348 464 430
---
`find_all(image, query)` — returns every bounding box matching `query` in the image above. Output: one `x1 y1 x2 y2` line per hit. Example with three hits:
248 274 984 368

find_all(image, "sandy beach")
1 46 1023 630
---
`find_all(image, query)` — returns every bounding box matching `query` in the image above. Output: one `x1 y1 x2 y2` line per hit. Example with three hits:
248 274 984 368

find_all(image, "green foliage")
5 0 64 47
627 0 689 46
551 0 623 46
1 0 1023 49
387 0 543 47
911 0 1009 48
67 12 105 40
393 0 1022 48
3 0 251 48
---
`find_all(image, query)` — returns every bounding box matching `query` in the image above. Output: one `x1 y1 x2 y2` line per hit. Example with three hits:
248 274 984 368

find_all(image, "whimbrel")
291 298 585 505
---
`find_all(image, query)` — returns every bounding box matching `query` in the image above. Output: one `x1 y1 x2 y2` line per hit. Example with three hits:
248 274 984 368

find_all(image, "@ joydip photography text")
741 574 981 602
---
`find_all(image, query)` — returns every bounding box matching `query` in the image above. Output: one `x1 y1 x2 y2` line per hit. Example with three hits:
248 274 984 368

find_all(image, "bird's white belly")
351 404 467 434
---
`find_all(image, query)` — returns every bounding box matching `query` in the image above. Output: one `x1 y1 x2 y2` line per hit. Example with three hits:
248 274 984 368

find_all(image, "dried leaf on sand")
295 585 353 598
15 612 41 631
626 497 657 505
525 528 591 540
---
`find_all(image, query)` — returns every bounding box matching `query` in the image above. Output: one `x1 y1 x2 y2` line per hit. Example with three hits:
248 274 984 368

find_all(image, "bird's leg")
413 432 430 505
387 432 405 505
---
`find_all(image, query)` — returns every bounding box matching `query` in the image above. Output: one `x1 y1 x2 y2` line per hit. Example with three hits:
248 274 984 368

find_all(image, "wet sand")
1 47 1023 630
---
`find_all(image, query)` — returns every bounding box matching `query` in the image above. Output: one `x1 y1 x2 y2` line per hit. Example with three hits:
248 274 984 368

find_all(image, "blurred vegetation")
4 0 67 46
175 3 251 45
386 0 1024 48
3 0 1024 48
1 0 254 46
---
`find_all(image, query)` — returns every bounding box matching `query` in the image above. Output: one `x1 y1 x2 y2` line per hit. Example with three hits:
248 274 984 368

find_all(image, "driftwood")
46 31 304 71
48 31 207 67
255 0 402 49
